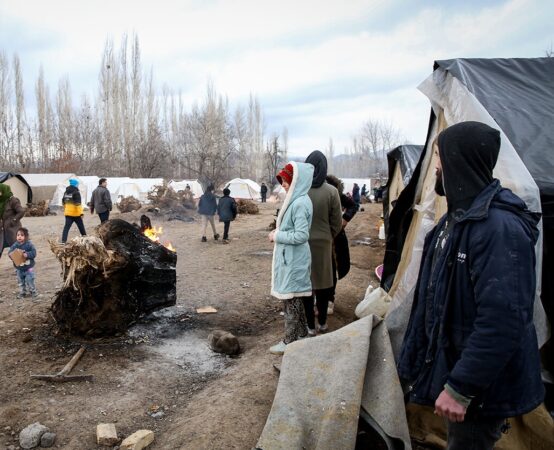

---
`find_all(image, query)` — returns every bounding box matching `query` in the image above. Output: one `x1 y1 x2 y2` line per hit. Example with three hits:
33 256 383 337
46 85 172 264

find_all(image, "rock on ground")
19 422 49 449
40 432 56 448
120 429 154 450
208 330 241 355
97 423 119 446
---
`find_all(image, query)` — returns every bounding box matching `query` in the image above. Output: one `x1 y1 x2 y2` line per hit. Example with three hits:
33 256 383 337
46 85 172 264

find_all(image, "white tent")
129 178 164 202
224 178 261 200
168 179 204 199
24 173 75 204
0 173 32 204
79 176 100 204
50 176 89 208
115 182 142 201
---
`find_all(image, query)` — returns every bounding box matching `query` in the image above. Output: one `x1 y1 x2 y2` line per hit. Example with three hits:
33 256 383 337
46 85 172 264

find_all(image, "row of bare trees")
0 35 289 188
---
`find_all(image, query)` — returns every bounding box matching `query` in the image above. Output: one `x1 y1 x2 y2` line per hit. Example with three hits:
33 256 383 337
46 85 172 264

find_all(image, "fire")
142 226 176 252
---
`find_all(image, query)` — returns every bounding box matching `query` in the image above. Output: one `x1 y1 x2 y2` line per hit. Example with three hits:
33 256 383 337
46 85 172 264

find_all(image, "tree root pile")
237 199 259 214
49 219 177 337
117 196 142 212
148 183 196 210
25 200 51 216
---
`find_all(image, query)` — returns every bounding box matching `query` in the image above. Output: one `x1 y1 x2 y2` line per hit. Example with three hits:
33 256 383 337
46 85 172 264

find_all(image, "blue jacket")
9 240 37 271
198 192 217 215
397 180 544 418
271 162 314 299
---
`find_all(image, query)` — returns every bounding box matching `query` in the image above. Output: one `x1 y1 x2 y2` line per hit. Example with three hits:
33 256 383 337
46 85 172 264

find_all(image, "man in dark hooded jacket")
397 122 544 449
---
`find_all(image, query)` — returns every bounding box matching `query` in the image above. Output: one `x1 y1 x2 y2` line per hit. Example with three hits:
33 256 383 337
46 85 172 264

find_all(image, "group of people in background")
197 185 238 243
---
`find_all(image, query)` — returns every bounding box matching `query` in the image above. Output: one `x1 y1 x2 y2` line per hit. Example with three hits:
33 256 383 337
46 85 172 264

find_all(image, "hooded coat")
62 185 84 217
304 151 343 289
0 184 25 253
271 162 314 299
198 191 217 216
397 122 544 418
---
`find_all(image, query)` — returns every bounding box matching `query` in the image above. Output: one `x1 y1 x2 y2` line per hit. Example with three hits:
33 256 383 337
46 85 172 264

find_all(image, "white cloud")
1 0 552 158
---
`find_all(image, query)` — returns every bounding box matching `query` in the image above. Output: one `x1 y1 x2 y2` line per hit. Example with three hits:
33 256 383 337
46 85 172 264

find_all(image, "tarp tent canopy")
0 172 32 204
383 145 423 232
378 57 552 447
168 179 204 199
224 178 261 200
79 176 100 204
115 182 142 201
129 178 164 202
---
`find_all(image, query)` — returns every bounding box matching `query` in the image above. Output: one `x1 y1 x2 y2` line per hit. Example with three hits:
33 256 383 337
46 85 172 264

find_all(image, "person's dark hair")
17 227 29 239
207 184 215 193
223 188 231 196
326 174 344 194
99 178 107 185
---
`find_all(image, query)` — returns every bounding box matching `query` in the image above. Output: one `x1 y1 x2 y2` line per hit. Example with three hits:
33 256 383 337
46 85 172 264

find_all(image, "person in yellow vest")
61 178 87 244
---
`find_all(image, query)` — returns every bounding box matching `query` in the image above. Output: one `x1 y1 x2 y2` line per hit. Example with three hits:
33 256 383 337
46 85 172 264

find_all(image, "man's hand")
342 218 348 228
268 230 276 242
434 389 466 422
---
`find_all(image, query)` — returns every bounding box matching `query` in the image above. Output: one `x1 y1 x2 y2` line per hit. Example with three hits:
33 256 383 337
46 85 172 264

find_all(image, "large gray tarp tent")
382 145 423 233
379 57 553 447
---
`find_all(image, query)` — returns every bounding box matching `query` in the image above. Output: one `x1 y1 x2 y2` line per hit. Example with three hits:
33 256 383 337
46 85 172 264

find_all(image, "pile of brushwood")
117 196 142 213
148 183 196 210
237 199 259 214
25 200 51 216
49 219 177 336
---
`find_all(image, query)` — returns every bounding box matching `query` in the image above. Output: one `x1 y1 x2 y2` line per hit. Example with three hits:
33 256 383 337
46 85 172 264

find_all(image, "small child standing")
8 227 38 298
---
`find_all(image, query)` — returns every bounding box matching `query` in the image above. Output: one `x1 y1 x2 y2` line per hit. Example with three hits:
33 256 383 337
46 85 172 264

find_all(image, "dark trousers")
62 216 87 243
447 417 505 450
261 194 266 203
98 211 110 223
303 288 333 329
223 221 231 240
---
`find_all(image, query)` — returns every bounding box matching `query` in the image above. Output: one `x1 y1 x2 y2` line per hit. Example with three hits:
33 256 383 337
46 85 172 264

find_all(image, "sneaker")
317 323 328 333
30 292 38 298
214 233 220 241
17 292 27 299
327 302 334 315
201 236 207 242
269 341 287 355
222 239 229 244
307 328 317 337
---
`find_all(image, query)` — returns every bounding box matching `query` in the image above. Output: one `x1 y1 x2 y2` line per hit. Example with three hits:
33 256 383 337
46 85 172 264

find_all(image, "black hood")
437 121 500 213
305 150 328 188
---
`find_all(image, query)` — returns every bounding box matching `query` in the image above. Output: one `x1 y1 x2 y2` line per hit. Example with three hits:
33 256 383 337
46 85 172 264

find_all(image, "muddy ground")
0 201 386 449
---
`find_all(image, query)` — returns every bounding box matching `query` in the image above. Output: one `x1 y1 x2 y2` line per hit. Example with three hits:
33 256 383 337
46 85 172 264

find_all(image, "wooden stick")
58 346 86 376
31 345 93 383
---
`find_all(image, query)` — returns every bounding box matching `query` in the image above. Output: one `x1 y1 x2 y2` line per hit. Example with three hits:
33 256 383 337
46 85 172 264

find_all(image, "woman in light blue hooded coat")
268 161 314 354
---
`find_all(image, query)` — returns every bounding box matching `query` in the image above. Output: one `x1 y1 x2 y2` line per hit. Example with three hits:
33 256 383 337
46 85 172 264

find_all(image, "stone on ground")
96 423 119 446
120 429 154 450
19 422 49 449
40 432 56 448
208 330 241 355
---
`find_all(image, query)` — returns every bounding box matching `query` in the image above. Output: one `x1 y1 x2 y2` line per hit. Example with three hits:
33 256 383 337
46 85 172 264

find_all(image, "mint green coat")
271 162 314 300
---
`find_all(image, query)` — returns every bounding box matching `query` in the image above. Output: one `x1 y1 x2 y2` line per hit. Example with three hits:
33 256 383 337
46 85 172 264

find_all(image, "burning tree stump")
50 219 177 336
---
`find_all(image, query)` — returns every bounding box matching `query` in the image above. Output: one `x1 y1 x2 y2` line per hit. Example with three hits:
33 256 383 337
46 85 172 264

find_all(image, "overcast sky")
1 0 552 157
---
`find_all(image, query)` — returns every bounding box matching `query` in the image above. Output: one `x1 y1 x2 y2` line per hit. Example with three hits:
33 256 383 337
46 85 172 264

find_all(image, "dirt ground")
0 201 386 449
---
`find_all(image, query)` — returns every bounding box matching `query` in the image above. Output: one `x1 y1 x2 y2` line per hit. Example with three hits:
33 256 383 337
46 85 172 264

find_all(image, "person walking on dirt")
198 184 219 242
397 121 544 450
352 183 361 210
268 162 314 355
260 182 268 202
0 183 25 259
90 178 112 223
303 150 343 335
325 174 358 316
61 178 87 244
217 188 237 243
8 227 38 298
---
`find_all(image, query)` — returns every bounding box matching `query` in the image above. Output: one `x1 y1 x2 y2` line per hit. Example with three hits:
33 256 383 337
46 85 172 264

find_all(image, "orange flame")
143 226 176 252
